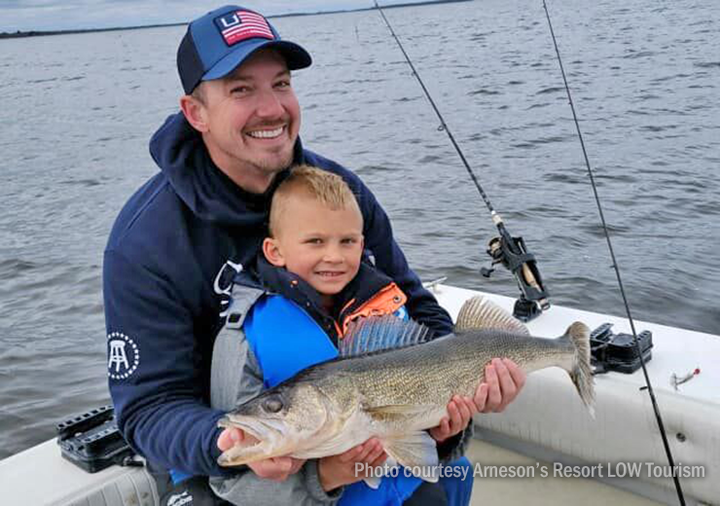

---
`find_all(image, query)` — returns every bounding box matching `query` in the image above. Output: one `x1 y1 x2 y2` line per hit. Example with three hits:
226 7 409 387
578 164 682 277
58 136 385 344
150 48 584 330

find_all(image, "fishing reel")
481 230 550 322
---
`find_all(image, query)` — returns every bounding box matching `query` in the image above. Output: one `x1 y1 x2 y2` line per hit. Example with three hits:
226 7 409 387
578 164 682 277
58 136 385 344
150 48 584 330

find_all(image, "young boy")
209 165 473 505
261 164 407 345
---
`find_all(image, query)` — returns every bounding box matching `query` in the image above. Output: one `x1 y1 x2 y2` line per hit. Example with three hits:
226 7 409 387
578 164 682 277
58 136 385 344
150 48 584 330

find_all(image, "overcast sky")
1 0 431 32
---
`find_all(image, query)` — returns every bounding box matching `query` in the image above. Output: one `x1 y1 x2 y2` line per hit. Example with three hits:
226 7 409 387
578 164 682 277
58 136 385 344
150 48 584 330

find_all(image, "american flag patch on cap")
215 10 274 46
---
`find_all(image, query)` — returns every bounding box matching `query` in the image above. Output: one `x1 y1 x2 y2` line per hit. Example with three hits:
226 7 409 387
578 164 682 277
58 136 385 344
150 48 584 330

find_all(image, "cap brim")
203 39 312 82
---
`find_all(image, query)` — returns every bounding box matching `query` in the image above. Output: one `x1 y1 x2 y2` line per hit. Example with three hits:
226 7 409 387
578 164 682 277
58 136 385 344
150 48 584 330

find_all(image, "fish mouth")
217 415 289 466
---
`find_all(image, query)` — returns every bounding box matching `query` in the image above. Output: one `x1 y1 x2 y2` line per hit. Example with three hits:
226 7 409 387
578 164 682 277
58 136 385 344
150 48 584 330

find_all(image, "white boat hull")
433 284 719 505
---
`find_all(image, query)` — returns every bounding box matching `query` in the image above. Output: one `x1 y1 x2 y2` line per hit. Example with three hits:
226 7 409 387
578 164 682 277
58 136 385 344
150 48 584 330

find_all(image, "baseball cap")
177 5 312 94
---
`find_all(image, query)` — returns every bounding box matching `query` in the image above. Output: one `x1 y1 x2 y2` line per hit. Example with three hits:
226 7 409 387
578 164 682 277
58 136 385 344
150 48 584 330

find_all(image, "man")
104 4 526 505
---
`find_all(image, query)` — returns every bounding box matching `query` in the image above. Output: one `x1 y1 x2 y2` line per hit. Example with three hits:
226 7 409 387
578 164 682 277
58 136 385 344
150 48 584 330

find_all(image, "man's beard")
249 145 294 175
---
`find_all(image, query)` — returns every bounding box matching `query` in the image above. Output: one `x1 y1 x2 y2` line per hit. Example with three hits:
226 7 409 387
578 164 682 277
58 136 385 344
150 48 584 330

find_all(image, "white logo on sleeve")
107 332 139 380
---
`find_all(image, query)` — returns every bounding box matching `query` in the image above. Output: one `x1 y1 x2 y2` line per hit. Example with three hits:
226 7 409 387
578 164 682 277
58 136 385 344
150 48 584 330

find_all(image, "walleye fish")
217 296 594 483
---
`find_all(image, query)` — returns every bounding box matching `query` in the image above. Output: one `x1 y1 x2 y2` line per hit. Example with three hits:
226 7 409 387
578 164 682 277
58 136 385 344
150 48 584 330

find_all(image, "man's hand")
217 427 306 481
475 358 526 413
429 395 476 443
318 438 387 492
429 358 526 443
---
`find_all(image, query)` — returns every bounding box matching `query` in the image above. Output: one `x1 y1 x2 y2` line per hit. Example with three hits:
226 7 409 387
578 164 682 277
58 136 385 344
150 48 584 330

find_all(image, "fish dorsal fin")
455 296 530 335
339 315 431 357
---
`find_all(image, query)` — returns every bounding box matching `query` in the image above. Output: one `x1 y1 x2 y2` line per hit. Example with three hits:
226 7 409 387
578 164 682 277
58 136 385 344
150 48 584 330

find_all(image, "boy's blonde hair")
269 165 362 236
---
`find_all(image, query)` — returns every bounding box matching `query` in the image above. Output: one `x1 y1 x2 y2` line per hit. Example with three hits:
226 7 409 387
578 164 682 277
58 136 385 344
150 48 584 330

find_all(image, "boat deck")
467 438 662 506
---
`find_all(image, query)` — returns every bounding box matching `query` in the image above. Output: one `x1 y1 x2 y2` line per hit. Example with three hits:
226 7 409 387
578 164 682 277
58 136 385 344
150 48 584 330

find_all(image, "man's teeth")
247 127 284 139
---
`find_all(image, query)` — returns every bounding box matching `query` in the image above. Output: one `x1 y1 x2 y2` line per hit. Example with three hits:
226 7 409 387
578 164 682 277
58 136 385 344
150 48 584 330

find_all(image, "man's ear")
262 237 286 267
180 94 209 133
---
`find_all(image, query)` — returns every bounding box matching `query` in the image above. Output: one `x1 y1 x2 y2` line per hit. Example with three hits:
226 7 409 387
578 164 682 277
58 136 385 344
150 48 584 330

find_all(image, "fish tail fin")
561 322 596 418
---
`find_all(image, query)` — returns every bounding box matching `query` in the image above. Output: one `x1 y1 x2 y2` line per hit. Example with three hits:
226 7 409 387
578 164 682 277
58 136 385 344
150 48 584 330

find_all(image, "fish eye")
263 396 283 413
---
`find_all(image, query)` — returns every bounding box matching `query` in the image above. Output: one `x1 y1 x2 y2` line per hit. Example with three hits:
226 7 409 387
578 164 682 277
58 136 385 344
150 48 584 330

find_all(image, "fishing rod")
541 1 685 504
373 0 550 322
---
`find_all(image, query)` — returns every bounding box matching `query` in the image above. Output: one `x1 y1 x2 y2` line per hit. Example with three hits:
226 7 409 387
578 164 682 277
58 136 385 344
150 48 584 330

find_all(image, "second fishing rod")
373 1 550 322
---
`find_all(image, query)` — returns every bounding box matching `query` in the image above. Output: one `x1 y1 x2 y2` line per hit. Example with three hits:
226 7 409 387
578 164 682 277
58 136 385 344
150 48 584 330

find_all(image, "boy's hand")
429 358 526 442
318 438 387 492
217 427 306 481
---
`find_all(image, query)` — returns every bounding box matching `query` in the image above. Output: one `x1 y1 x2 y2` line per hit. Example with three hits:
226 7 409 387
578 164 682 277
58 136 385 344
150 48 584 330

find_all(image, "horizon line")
0 0 473 39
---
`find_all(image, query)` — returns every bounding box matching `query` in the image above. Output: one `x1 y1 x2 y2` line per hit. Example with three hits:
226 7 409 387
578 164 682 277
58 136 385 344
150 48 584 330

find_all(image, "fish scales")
313 329 574 418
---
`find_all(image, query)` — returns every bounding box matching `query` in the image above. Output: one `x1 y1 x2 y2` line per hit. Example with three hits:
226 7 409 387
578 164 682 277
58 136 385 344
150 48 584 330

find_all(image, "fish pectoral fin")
383 431 439 482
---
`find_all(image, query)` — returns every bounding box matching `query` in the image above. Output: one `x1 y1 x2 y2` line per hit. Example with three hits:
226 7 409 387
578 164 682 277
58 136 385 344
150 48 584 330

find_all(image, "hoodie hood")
148 112 304 227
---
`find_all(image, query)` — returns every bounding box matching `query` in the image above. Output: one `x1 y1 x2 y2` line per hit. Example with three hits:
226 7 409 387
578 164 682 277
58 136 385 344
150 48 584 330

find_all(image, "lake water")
1 0 718 459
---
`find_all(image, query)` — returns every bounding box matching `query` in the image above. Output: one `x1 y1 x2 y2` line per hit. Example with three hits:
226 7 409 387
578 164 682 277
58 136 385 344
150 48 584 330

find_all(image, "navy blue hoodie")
103 112 453 476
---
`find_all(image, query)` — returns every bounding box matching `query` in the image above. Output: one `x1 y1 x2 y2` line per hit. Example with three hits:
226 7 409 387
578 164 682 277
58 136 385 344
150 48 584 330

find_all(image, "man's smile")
246 125 286 139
